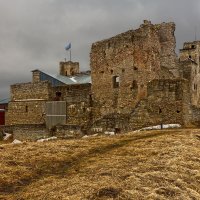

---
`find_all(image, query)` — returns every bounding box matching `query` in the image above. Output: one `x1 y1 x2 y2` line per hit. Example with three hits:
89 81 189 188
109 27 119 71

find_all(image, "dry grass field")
0 129 200 200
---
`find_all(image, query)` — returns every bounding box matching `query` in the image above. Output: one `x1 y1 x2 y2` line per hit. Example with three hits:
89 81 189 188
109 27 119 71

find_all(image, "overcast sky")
0 0 200 98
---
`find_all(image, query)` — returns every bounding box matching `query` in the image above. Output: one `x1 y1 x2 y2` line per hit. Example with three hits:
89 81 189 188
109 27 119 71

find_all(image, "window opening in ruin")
113 76 119 88
70 69 74 76
189 55 192 59
134 66 138 70
131 80 138 90
194 84 197 90
54 91 62 101
25 106 28 113
177 110 181 113
110 69 113 74
159 108 162 114
65 71 68 76
83 107 86 113
192 45 195 49
122 69 125 73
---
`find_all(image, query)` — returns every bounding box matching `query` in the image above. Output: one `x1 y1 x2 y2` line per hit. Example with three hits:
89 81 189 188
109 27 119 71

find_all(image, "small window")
122 69 125 73
25 106 28 113
54 91 62 101
159 108 162 114
131 80 138 90
110 69 113 74
192 45 195 49
113 76 119 88
177 110 181 113
194 84 197 90
189 55 192 59
134 66 138 70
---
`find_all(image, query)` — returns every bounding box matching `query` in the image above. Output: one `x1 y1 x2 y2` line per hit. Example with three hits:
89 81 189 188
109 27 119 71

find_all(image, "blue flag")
65 43 71 51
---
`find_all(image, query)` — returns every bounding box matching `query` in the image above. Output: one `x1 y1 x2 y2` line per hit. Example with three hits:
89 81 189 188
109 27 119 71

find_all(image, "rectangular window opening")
113 76 119 88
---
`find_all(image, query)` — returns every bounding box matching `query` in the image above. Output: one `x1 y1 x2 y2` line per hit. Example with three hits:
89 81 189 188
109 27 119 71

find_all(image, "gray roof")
37 70 91 86
51 73 91 85
0 98 10 104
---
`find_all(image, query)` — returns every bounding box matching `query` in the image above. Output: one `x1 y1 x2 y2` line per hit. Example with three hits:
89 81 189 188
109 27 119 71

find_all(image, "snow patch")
12 139 22 144
104 131 115 136
70 77 77 83
133 124 181 132
3 133 12 140
37 136 57 142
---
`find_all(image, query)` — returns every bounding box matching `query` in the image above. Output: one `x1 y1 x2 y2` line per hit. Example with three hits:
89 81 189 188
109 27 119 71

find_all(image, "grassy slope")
0 129 200 200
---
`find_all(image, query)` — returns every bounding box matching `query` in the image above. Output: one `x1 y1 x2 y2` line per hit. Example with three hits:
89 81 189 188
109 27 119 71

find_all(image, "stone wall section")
90 79 190 132
6 100 46 125
11 81 51 101
49 84 91 126
90 20 178 121
7 79 91 127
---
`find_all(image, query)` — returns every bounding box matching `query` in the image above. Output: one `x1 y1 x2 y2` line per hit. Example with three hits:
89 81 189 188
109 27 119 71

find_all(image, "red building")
0 98 9 125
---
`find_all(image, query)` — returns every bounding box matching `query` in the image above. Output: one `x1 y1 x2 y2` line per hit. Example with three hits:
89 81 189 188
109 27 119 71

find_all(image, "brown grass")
0 129 200 199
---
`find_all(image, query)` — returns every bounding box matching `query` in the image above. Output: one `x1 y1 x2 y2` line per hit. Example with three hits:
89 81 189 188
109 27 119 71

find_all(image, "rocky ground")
0 129 200 200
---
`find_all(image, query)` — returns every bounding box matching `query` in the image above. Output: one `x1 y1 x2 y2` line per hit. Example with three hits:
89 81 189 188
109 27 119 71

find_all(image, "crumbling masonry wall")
6 80 91 127
90 79 191 132
51 84 92 127
6 81 51 125
128 79 191 129
90 21 178 121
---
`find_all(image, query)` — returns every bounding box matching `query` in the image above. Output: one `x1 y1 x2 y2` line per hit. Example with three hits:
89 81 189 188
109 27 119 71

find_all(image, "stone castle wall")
90 21 178 119
11 81 51 101
6 80 91 127
51 84 92 126
90 79 190 132
6 100 46 125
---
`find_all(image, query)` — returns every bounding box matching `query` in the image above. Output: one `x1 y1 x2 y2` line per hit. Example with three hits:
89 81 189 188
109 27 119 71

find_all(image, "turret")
59 61 79 76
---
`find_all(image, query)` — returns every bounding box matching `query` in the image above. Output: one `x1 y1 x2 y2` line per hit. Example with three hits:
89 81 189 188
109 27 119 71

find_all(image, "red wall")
0 110 5 125
0 104 7 110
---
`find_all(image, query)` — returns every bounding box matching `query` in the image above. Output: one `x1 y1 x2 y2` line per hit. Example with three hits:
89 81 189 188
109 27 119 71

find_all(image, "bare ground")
0 129 200 200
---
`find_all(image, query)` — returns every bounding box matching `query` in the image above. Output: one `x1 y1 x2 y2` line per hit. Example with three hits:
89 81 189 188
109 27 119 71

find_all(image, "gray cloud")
0 0 200 98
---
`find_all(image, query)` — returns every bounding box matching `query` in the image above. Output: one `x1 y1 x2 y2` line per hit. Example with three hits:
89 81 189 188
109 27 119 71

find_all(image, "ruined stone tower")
179 41 200 107
90 20 178 117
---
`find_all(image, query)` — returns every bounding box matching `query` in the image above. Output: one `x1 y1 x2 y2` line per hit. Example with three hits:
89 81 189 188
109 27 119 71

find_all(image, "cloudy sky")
0 0 200 98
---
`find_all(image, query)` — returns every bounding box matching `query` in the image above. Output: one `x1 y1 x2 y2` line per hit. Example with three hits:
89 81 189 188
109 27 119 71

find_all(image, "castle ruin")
4 20 200 138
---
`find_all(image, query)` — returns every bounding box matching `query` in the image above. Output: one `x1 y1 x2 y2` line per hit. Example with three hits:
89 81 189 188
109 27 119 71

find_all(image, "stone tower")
179 41 200 107
59 61 79 76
